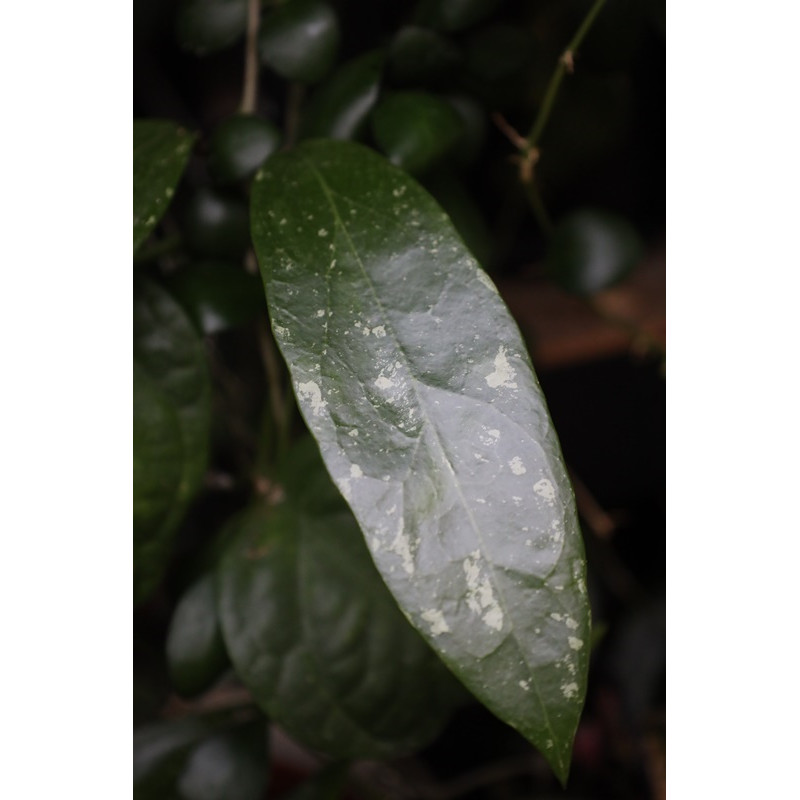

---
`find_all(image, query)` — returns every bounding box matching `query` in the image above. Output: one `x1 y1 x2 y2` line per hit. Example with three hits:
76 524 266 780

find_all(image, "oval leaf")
300 50 385 141
166 572 230 697
250 141 590 783
370 91 464 175
217 439 462 759
176 0 248 56
134 277 212 604
133 120 196 254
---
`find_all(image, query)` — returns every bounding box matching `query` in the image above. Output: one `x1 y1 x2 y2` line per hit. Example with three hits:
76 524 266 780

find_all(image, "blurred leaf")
300 50 386 141
250 141 591 783
175 0 248 56
181 188 251 259
177 721 269 800
422 170 493 267
464 22 535 83
208 115 282 186
166 572 230 697
444 94 487 165
388 26 462 89
258 0 340 83
545 208 644 295
164 262 265 335
134 277 212 605
370 91 463 175
133 120 196 254
217 439 463 759
415 0 504 32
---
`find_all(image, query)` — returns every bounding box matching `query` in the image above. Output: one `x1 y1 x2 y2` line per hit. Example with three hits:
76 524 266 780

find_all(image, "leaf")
545 209 643 295
208 115 282 186
133 120 196 254
163 262 265 335
370 91 464 176
176 0 248 56
387 26 462 89
250 140 591 783
181 188 251 259
300 50 385 141
217 438 463 759
166 572 230 697
134 277 212 605
177 720 269 800
281 763 349 800
258 0 340 84
415 0 505 32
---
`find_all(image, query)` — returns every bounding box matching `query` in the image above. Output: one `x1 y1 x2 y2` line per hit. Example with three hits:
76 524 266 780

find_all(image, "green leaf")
166 572 230 697
258 0 340 84
217 439 463 759
163 262 265 335
208 115 282 186
300 50 385 141
415 0 505 32
545 209 644 296
177 721 269 800
181 188 251 259
370 91 464 175
134 277 212 605
387 26 462 89
133 120 196 254
176 0 248 56
250 141 591 783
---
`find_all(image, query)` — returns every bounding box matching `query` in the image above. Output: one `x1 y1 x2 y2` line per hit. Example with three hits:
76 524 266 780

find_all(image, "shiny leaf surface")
545 209 643 295
166 572 230 697
133 120 196 254
250 141 590 782
134 277 212 604
370 91 463 175
300 50 385 141
217 439 463 759
208 115 282 185
258 0 340 83
176 0 248 56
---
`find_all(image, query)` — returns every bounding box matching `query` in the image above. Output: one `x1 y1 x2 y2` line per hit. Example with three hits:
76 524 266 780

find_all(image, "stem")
240 0 261 114
526 0 607 150
283 83 306 149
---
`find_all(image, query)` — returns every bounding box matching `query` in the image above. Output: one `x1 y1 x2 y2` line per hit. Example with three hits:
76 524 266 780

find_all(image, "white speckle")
513 496 523 506
509 457 527 475
518 679 530 691
372 325 386 337
388 521 414 575
273 324 288 337
374 376 394 390
463 550 504 631
565 617 579 630
421 609 450 636
296 381 326 417
279 218 287 225
533 478 556 503
485 346 518 389
392 186 406 197
551 519 564 542
315 309 325 317
551 613 563 621
348 428 359 438
561 682 579 699
477 270 499 294
568 637 584 651
387 505 397 515
317 228 328 237
546 739 553 749
350 464 363 478
165 187 174 198
145 215 156 225
487 429 500 439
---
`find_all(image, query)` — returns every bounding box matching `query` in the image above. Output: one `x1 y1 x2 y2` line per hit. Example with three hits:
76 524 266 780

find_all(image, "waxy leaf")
300 50 385 141
133 120 196 254
176 0 248 56
217 439 463 759
250 141 590 782
166 572 230 697
370 91 464 175
134 277 212 604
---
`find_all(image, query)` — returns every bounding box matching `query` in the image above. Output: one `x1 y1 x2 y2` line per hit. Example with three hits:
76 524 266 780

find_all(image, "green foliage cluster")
134 0 663 796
